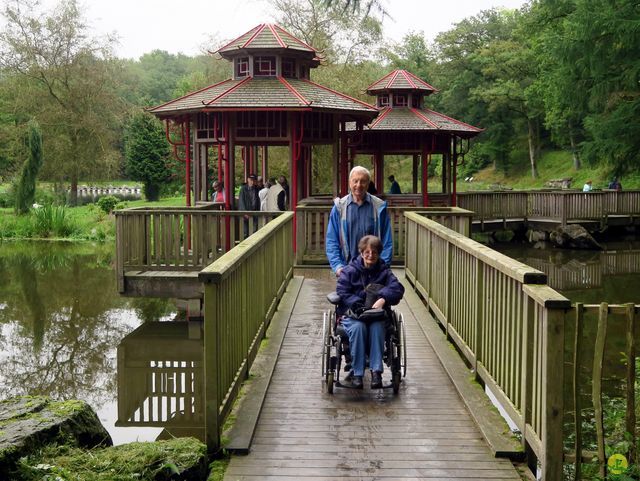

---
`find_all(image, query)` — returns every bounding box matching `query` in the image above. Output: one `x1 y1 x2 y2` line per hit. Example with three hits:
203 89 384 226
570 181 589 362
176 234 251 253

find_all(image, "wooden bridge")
113 190 640 480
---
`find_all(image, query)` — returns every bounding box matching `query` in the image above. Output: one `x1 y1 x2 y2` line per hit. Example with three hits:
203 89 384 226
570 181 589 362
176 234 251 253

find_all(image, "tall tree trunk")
69 173 78 206
569 127 581 169
527 118 539 179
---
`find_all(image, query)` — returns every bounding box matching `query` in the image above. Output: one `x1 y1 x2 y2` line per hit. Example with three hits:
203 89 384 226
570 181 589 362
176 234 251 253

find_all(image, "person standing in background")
388 175 401 194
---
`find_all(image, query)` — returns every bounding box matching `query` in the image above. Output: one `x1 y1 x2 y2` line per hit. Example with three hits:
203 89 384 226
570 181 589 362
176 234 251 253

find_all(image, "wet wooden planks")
224 271 520 480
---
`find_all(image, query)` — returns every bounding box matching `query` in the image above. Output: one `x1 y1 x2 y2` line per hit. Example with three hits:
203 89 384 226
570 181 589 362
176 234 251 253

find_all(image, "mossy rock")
18 437 207 481
0 396 111 478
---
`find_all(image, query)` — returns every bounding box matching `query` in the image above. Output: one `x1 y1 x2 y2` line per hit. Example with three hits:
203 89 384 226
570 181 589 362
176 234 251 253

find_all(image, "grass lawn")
0 195 188 241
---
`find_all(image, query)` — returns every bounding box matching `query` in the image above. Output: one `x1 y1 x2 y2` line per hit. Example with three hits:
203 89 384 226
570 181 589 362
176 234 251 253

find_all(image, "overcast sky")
71 0 528 59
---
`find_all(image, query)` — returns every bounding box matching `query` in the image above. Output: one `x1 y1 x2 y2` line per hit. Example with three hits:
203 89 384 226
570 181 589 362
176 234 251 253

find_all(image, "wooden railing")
295 205 473 265
404 212 570 480
199 212 294 451
114 206 282 292
569 303 640 479
458 190 640 225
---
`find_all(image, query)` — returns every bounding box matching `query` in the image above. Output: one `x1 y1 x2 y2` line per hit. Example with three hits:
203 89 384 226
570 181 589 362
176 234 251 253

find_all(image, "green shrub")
32 205 76 238
96 195 119 214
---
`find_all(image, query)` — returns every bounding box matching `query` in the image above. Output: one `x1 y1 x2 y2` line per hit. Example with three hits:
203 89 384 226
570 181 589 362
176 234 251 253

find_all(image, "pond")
0 241 184 445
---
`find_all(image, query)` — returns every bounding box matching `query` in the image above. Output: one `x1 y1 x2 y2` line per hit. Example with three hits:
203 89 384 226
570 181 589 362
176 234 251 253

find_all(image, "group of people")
583 177 623 192
326 166 404 390
213 175 289 212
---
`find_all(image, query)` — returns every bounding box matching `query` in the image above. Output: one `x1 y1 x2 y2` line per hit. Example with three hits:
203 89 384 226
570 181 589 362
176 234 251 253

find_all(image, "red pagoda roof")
218 24 321 62
351 107 482 135
367 70 437 95
148 77 378 117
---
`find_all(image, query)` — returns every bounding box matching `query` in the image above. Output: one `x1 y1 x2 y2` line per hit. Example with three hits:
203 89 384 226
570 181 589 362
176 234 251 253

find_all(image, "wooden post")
626 303 636 464
474 260 484 377
542 305 565 481
593 303 608 479
521 294 534 453
573 303 584 480
204 280 220 453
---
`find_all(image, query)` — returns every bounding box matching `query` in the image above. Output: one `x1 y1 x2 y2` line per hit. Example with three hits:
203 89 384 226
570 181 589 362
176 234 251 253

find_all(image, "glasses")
361 249 379 258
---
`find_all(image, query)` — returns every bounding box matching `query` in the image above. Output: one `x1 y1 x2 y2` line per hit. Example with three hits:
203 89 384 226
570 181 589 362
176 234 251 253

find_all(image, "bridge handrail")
295 205 473 265
404 211 570 480
198 212 294 451
114 207 282 292
457 190 640 224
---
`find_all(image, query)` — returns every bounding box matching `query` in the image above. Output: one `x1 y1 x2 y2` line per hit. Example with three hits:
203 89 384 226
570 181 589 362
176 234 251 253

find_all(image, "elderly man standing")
326 166 393 276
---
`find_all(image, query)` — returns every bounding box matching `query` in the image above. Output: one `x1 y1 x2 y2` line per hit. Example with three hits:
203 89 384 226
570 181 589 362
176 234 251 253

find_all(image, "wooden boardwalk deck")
224 271 520 481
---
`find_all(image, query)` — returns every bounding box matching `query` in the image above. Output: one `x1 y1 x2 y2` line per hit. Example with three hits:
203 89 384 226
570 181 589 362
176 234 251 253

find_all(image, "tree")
430 9 524 174
14 120 43 214
0 0 126 205
124 113 171 201
536 0 640 175
272 0 383 65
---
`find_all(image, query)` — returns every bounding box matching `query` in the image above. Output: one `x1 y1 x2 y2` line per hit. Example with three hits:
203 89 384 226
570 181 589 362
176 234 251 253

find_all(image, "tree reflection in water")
0 242 176 415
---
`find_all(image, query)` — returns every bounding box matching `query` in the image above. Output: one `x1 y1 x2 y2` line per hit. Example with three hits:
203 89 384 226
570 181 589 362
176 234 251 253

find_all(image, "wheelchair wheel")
392 370 401 394
321 311 328 377
398 313 407 377
322 310 336 394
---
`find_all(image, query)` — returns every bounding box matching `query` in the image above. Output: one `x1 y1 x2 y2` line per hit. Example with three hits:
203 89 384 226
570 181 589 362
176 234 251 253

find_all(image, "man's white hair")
349 165 371 181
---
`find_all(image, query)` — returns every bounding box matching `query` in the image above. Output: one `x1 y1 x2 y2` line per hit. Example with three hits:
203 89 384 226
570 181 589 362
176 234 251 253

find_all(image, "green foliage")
124 113 172 201
17 437 206 481
32 205 76 238
0 0 126 203
272 0 384 64
14 121 43 214
96 195 119 214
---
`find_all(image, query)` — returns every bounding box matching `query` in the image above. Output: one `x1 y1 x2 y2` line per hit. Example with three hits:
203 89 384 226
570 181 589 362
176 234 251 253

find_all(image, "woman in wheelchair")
336 235 405 389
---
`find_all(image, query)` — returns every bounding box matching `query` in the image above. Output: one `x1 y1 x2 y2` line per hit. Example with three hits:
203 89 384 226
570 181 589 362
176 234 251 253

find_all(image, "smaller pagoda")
348 69 482 205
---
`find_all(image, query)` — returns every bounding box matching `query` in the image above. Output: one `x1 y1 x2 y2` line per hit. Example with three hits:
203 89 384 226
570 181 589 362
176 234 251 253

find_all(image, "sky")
72 0 528 59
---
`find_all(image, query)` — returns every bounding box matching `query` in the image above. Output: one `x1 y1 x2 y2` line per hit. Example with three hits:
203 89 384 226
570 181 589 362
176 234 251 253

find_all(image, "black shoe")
371 371 383 389
352 376 363 389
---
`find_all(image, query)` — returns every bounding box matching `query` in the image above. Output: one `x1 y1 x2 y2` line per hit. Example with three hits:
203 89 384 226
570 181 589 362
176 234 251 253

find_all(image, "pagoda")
348 69 482 205
148 23 378 210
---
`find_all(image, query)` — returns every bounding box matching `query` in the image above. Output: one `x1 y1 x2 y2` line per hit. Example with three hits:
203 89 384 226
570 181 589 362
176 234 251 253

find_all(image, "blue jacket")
325 193 393 273
335 256 404 317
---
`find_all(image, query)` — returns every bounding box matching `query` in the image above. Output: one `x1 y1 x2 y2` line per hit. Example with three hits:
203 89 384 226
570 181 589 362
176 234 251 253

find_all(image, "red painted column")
422 142 429 207
262 146 268 180
340 123 349 196
291 136 298 253
223 115 232 250
375 151 384 195
185 119 191 207
452 149 458 207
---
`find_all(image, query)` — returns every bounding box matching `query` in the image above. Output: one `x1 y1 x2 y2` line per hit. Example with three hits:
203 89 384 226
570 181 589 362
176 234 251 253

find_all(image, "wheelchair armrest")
326 291 341 305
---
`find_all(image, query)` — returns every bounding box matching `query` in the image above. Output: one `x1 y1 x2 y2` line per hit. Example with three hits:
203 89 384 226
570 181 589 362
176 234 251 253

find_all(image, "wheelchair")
322 292 407 394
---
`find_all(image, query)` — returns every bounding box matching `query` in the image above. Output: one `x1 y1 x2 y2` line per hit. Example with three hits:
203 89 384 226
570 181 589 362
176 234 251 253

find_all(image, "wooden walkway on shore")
224 270 520 481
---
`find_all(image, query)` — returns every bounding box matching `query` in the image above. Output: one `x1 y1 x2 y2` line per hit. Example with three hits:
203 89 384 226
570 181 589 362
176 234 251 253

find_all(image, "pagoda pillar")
412 154 418 194
333 133 340 198
339 121 349 197
185 118 192 207
421 141 429 207
261 146 268 180
374 151 384 195
452 149 458 207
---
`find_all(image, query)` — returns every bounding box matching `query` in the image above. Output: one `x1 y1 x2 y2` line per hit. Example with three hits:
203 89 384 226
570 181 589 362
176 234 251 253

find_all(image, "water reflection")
493 242 640 303
116 321 204 441
0 241 179 444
